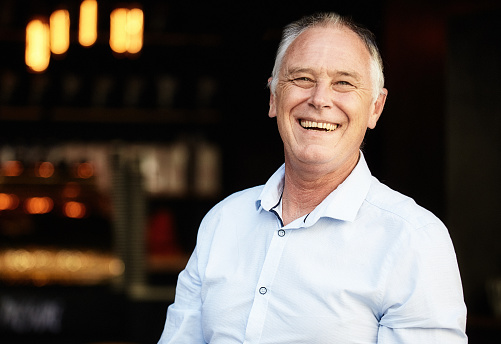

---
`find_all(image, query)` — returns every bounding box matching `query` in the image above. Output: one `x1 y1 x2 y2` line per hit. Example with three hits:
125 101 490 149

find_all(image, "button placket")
243 219 291 343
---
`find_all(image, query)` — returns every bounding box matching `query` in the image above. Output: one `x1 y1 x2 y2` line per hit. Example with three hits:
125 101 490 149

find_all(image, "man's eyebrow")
285 67 363 80
332 70 362 80
284 67 315 76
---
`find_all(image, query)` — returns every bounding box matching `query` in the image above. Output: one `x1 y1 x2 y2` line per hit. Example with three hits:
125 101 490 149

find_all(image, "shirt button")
259 287 267 295
278 229 286 237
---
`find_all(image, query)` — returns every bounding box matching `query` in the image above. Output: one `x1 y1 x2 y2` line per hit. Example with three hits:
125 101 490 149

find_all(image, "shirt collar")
257 152 372 224
257 163 285 212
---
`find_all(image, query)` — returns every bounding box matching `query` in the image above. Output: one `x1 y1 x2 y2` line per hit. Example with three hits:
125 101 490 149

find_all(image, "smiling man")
158 13 467 343
268 21 387 226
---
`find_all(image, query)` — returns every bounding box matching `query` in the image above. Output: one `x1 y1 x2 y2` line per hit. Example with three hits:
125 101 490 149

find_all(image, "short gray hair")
269 12 385 101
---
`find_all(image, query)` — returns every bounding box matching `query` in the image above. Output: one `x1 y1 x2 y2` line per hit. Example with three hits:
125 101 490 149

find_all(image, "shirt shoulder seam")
362 196 442 231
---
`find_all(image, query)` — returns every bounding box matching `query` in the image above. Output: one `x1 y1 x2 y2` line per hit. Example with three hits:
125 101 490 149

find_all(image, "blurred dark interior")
0 0 500 343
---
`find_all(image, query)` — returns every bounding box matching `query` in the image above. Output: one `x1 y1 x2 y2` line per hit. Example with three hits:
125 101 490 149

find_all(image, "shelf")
147 254 189 273
0 106 221 124
0 247 123 286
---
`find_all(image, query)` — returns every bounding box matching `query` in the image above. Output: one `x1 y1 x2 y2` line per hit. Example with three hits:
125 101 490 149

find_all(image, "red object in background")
147 209 182 256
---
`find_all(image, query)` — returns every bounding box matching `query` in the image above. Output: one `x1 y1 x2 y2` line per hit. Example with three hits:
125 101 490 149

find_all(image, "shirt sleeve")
157 204 222 344
377 223 467 343
157 250 206 344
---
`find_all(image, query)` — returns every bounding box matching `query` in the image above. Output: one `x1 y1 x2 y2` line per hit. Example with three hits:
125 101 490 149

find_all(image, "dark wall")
380 1 501 319
446 8 501 315
381 1 447 217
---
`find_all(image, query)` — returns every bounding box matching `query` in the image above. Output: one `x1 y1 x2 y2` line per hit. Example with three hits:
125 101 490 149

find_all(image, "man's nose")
308 83 332 110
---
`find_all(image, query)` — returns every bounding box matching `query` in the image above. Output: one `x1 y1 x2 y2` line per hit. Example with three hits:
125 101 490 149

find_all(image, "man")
158 12 467 343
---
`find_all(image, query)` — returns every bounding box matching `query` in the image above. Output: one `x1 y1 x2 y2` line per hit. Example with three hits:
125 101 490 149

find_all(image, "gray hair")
269 12 385 101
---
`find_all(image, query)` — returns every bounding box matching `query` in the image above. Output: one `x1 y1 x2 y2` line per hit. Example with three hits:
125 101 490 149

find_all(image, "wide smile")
299 119 339 132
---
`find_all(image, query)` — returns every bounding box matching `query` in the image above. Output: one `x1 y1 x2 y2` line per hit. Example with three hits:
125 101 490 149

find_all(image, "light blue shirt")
158 154 467 343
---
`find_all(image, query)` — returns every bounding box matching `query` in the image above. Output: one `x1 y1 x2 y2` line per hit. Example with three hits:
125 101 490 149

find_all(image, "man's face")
269 26 387 174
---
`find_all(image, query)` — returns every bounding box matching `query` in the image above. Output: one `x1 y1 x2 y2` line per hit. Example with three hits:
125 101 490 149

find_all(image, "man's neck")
281 154 359 226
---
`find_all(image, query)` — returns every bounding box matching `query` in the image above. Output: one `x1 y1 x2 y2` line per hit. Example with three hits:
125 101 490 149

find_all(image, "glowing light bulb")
0 193 18 210
3 160 23 176
36 161 55 178
110 8 128 54
63 201 86 218
25 197 54 214
126 8 143 54
79 0 98 47
50 9 70 55
77 162 94 179
26 19 50 72
110 7 143 54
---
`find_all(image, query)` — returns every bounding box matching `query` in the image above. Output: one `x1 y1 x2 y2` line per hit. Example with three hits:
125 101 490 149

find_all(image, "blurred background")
0 0 500 343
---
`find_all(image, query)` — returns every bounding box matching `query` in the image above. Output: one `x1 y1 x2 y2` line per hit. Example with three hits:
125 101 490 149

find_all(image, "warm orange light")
110 8 127 53
110 7 143 54
0 194 11 210
77 162 94 179
26 19 50 72
126 8 143 54
3 161 24 176
62 182 81 198
63 201 86 219
0 193 19 210
50 9 70 55
25 197 54 214
35 161 55 178
79 0 98 47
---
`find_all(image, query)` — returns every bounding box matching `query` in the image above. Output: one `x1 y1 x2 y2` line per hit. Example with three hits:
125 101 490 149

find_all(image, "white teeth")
300 120 338 132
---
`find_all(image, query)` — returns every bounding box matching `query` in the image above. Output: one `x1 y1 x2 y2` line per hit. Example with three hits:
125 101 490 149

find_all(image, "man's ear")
368 88 387 129
269 92 277 118
268 77 277 118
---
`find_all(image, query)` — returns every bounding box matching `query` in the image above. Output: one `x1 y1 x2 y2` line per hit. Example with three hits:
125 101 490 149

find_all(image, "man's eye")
292 77 315 87
336 81 352 86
